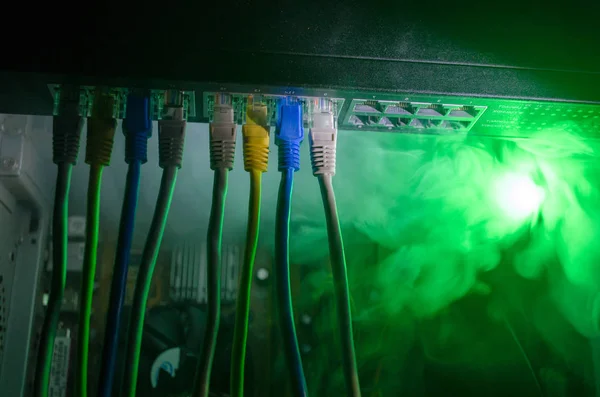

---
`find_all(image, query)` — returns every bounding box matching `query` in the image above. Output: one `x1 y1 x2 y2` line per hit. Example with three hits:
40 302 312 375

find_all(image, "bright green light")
494 173 545 220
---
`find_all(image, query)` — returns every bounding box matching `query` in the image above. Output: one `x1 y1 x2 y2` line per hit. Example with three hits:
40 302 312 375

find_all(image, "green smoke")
288 121 600 394
310 123 598 329
292 124 596 305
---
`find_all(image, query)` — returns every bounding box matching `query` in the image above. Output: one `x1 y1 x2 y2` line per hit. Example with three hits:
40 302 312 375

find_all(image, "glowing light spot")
494 173 545 220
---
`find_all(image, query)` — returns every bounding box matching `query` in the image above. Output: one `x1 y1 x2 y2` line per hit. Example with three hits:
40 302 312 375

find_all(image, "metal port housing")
344 99 487 134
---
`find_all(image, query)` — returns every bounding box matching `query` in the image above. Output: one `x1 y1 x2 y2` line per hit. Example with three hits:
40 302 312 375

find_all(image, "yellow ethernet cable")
230 97 269 397
79 93 117 397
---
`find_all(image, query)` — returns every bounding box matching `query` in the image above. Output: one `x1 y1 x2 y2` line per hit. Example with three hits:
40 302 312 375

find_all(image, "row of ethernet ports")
346 115 472 131
352 101 481 119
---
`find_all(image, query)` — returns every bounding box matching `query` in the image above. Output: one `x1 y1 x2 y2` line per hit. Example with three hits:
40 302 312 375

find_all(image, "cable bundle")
275 101 308 397
122 100 186 397
96 95 152 397
34 95 83 397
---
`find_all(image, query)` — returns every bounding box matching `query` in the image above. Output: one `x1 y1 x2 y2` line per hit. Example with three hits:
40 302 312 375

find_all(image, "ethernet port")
416 105 446 117
349 115 364 126
448 106 478 118
354 100 383 113
378 117 394 127
349 115 380 126
409 119 427 129
386 102 415 115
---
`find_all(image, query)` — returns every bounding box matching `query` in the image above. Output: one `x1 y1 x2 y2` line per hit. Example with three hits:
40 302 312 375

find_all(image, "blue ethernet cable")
97 95 152 397
275 99 308 397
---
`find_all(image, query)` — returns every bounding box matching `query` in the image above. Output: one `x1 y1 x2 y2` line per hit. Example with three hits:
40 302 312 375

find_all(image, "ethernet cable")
309 101 361 397
275 99 308 397
193 95 236 397
231 98 269 397
97 95 152 397
122 93 186 397
34 89 83 397
77 93 118 397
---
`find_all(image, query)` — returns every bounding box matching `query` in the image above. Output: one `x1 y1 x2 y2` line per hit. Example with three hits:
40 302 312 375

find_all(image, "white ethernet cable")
309 100 362 397
194 93 236 397
309 100 337 176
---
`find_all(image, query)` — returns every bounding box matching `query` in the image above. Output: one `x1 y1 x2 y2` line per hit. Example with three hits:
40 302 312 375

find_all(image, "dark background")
1 0 599 115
